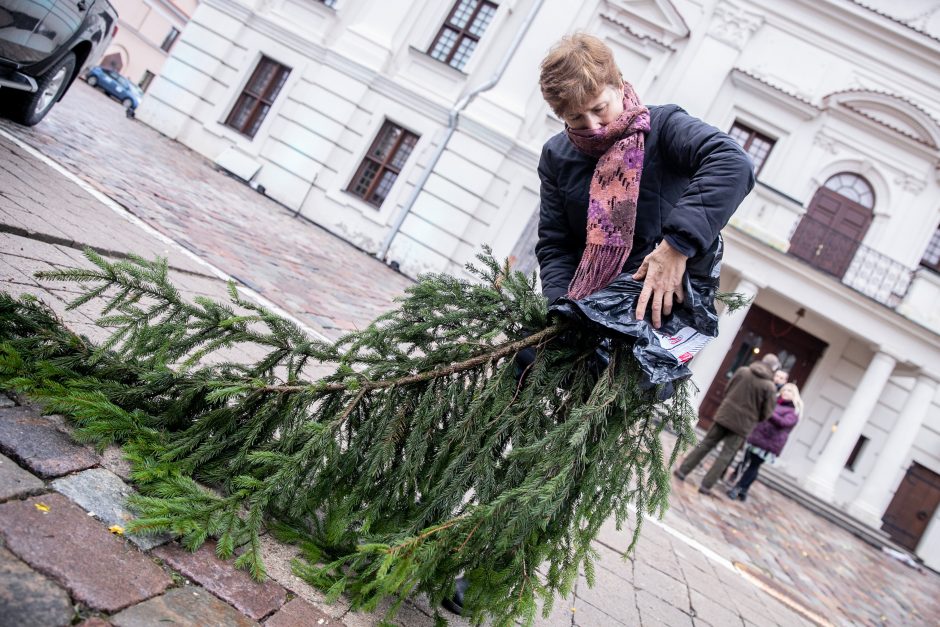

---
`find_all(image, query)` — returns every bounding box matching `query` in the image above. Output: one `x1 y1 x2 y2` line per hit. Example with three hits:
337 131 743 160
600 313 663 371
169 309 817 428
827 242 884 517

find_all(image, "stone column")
803 351 897 502
848 374 939 527
689 277 760 410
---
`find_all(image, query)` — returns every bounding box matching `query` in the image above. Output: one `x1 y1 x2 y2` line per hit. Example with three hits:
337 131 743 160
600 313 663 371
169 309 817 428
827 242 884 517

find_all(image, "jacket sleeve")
769 406 799 429
761 389 777 422
658 109 756 258
535 144 577 305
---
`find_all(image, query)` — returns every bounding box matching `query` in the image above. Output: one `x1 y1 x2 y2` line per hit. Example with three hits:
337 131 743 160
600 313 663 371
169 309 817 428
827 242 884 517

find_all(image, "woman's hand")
633 240 688 328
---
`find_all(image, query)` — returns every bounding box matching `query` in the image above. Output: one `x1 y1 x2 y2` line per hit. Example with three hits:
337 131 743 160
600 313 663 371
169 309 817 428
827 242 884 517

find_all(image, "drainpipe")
377 0 545 261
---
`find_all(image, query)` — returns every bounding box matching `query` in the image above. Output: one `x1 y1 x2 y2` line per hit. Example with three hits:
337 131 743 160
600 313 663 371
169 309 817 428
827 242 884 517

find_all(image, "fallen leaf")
109 525 125 535
34 502 50 513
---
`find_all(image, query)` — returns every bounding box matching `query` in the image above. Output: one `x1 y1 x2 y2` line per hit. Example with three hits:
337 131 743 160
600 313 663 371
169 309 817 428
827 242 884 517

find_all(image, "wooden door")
882 463 940 551
789 187 873 278
697 305 828 429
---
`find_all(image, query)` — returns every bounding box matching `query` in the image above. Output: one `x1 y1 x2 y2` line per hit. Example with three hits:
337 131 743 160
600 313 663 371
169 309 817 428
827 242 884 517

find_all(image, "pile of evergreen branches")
0 248 736 624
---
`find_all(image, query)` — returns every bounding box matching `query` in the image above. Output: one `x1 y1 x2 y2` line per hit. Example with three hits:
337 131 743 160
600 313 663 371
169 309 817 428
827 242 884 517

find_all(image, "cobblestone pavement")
0 81 413 341
1 86 938 626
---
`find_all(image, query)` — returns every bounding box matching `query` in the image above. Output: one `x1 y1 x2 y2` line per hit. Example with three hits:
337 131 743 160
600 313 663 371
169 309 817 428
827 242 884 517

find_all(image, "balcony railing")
787 214 915 308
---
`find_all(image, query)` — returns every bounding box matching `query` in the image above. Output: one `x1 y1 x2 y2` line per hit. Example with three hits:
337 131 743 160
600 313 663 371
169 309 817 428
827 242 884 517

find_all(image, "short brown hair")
539 33 622 118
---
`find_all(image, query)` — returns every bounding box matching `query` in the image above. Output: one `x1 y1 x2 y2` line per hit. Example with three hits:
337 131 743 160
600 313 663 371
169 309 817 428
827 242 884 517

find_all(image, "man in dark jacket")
674 353 780 494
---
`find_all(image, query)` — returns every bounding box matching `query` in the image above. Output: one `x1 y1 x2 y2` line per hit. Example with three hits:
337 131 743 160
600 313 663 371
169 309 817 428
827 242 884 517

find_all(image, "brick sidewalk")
1 85 938 626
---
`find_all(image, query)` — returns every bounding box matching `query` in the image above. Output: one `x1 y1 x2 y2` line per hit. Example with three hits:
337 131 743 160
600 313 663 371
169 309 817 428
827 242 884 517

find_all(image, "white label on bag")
652 326 714 364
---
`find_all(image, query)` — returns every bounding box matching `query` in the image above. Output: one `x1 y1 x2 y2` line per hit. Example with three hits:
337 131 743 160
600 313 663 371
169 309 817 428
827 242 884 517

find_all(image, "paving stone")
76 618 113 627
0 546 73 627
633 559 691 609
0 406 98 478
0 394 14 408
689 589 744 626
532 594 576 627
573 598 628 626
263 597 337 626
0 492 171 612
98 445 133 481
153 541 286 620
258 534 350 618
0 452 45 500
635 589 693 626
52 468 170 550
575 571 639 624
109 586 257 627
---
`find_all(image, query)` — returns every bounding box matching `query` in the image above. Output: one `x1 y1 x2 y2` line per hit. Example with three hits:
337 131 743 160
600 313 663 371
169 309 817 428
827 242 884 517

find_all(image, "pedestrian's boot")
441 576 469 616
726 486 746 501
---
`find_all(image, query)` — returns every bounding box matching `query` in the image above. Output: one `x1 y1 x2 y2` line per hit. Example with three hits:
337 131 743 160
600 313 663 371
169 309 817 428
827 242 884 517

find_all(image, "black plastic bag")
549 237 724 399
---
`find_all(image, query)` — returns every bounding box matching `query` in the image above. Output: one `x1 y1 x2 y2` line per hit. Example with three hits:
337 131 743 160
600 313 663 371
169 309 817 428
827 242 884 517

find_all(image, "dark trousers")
735 450 765 493
679 423 744 490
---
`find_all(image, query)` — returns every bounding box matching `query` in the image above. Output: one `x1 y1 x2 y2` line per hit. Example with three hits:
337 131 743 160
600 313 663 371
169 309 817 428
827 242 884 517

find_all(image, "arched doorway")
789 172 874 278
697 305 827 429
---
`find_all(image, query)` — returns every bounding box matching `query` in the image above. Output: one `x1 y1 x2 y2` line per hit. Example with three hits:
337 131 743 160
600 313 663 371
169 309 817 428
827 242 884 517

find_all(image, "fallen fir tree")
0 248 746 624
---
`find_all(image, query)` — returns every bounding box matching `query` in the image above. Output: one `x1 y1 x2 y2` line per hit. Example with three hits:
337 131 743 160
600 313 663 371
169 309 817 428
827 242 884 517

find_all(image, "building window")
428 0 498 71
348 121 419 208
224 57 291 139
729 122 775 175
844 435 869 472
139 70 155 92
160 27 180 52
922 224 940 272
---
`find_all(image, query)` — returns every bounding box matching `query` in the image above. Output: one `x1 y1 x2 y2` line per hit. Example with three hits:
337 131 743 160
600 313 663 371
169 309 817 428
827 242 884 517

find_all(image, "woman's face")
563 84 624 130
780 386 795 402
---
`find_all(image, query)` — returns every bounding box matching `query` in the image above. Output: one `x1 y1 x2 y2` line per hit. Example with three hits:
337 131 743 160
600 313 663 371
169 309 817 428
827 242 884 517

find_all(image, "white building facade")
137 0 940 569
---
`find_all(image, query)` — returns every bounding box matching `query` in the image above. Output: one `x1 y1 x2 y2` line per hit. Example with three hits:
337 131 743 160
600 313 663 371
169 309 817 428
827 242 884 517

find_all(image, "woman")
727 382 802 501
536 34 754 325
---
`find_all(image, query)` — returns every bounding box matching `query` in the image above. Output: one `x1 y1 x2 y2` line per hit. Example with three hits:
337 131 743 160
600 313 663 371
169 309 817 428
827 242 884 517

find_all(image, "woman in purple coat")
727 383 802 501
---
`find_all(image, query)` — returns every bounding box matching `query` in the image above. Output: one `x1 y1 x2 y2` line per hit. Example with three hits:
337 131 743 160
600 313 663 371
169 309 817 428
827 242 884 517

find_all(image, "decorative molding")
813 132 840 155
893 173 927 194
709 1 764 50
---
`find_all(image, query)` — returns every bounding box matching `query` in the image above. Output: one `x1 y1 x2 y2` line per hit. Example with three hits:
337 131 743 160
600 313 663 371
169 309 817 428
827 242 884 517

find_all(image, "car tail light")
112 25 119 37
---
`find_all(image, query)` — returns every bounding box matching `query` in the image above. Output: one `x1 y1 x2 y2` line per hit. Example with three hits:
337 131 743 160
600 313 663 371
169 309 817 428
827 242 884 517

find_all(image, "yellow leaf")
109 525 125 535
34 503 50 513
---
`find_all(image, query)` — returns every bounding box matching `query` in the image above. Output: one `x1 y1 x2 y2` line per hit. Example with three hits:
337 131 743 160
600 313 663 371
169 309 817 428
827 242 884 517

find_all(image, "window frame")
160 27 180 53
428 0 499 71
728 121 776 175
223 56 292 140
921 223 940 273
347 120 420 209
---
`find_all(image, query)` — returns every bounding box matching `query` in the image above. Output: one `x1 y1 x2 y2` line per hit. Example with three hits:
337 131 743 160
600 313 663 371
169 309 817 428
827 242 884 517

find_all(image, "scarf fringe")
568 243 631 300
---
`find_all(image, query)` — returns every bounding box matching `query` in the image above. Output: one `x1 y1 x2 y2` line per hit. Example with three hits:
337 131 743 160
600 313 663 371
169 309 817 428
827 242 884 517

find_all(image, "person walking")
674 353 779 494
727 382 802 501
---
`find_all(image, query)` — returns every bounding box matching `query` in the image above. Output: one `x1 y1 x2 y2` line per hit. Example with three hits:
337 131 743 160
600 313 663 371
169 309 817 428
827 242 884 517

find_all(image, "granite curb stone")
0 406 98 478
0 546 73 627
0 452 45 500
52 467 171 550
109 586 258 627
153 541 287 620
0 492 172 612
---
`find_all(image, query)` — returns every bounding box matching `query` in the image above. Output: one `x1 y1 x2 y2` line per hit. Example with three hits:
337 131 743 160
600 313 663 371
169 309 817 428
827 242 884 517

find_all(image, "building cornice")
599 13 677 52
730 68 821 118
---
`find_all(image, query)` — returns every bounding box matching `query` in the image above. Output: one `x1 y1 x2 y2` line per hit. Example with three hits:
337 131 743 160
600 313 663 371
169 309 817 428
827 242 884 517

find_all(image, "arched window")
823 172 875 209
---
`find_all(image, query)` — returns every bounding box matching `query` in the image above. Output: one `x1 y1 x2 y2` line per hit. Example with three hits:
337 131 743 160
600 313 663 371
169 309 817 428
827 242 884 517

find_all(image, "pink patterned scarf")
565 83 650 300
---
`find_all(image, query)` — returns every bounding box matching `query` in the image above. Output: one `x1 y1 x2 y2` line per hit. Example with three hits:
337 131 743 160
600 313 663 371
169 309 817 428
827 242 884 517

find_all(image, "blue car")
85 66 143 110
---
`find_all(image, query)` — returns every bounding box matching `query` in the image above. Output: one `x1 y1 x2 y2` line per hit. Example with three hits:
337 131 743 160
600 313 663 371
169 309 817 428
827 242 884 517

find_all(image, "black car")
0 0 119 125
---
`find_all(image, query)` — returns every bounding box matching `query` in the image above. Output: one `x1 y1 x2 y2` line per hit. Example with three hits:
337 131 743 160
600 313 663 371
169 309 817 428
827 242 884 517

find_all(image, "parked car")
0 0 119 126
85 66 142 110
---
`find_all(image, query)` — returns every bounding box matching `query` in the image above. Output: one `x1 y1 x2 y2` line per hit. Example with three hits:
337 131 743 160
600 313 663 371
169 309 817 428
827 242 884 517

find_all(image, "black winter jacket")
535 105 755 304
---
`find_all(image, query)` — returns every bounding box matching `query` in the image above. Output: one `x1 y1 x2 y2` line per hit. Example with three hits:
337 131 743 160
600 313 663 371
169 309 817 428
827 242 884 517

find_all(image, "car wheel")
121 98 133 108
87 76 98 87
4 52 76 126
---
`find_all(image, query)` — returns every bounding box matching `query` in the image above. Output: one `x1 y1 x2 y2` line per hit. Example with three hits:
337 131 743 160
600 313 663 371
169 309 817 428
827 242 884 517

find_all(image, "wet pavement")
1 82 938 626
